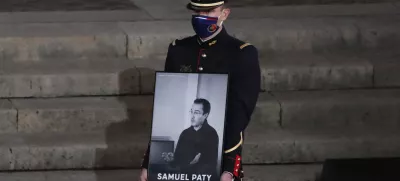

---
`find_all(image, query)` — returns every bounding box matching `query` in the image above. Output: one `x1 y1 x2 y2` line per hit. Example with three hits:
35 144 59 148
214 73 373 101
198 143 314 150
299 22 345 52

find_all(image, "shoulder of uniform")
238 42 257 54
170 36 196 47
229 36 254 50
240 42 252 50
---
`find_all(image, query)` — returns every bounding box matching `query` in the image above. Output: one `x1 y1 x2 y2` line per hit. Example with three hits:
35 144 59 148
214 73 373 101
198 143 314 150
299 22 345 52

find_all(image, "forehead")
191 103 203 111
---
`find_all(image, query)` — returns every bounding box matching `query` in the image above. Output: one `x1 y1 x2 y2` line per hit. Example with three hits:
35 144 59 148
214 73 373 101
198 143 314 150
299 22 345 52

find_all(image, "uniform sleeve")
140 42 176 169
140 143 150 169
222 45 261 177
164 42 175 72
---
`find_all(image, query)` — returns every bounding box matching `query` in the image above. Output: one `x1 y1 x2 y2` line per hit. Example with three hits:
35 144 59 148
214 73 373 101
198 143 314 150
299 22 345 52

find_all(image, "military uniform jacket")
141 27 261 179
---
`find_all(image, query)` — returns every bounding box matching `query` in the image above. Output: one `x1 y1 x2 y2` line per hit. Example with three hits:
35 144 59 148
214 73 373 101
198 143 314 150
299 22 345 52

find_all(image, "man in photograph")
167 98 219 176
140 0 261 180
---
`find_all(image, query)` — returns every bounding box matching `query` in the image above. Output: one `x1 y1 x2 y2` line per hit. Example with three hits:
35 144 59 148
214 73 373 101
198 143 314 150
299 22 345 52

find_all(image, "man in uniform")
139 0 261 180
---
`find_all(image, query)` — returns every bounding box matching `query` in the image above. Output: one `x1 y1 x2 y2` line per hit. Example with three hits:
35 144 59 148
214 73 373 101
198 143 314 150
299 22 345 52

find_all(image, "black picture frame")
147 71 230 181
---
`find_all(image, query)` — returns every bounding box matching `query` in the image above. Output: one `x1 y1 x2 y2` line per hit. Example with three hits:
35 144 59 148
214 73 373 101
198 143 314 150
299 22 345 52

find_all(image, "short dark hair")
194 98 211 115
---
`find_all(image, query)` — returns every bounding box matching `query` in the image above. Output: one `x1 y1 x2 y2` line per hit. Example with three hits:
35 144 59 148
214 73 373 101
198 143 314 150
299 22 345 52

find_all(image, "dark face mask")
191 14 220 39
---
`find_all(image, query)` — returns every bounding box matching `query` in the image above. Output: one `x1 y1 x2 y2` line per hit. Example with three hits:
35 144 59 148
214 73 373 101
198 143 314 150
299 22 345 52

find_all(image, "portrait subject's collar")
192 119 209 131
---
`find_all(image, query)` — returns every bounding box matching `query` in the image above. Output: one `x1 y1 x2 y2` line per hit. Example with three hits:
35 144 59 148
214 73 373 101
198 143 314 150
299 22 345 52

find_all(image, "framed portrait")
147 72 230 181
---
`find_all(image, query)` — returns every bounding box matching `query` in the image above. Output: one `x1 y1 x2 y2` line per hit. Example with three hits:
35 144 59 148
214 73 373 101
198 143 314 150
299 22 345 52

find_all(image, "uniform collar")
196 26 228 48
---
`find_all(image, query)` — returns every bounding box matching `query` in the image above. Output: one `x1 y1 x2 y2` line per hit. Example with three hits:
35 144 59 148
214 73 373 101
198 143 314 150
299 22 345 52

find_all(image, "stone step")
243 130 400 164
226 0 399 6
3 89 400 134
0 15 399 62
0 164 322 181
0 132 148 170
261 51 375 91
252 89 400 131
3 50 400 98
0 59 152 98
1 2 398 23
0 100 16 133
364 49 400 88
1 0 398 15
5 96 154 134
0 130 399 171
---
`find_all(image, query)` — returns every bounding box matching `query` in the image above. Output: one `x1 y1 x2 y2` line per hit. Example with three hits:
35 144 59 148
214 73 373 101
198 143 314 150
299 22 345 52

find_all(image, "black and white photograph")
147 72 229 181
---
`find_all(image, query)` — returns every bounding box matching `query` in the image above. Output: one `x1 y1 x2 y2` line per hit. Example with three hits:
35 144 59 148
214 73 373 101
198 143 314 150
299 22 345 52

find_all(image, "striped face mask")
191 14 220 39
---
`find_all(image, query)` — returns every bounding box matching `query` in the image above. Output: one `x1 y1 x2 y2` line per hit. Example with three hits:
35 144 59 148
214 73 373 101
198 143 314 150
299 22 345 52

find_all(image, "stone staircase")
0 2 400 181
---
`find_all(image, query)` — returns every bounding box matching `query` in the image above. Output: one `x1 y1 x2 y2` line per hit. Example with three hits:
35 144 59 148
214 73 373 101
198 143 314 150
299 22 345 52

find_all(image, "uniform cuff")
141 161 149 169
140 143 150 169
222 154 242 178
222 171 234 178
